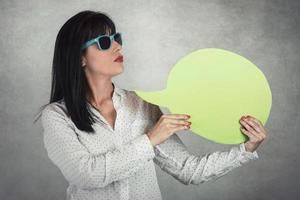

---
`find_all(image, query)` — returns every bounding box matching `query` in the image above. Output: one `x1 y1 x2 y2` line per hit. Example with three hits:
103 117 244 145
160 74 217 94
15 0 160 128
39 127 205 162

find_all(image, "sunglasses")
81 32 122 51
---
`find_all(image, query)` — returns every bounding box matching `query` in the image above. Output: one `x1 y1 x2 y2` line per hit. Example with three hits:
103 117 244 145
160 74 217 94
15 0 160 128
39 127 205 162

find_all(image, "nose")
112 40 122 52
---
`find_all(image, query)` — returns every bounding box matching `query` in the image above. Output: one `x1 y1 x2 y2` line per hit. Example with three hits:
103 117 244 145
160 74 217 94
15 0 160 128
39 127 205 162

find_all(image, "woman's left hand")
239 115 267 152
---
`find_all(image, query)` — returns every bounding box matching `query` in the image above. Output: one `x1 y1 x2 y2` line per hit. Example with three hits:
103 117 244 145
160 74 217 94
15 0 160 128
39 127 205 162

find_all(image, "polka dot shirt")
41 83 259 200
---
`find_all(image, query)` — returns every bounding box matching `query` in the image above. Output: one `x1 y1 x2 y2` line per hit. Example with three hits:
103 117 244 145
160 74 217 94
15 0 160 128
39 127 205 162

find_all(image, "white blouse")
41 83 259 200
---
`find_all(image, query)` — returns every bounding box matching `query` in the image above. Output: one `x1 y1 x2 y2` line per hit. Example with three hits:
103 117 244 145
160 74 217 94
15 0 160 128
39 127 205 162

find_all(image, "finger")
163 114 190 120
245 118 267 139
240 126 263 142
170 124 190 132
240 127 260 142
240 127 253 138
247 118 267 139
169 118 191 126
247 115 266 139
244 118 262 133
239 119 263 140
167 123 183 128
246 116 267 133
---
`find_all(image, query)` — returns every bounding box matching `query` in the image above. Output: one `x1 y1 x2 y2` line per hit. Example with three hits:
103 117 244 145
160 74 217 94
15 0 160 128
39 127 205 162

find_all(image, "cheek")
88 52 112 70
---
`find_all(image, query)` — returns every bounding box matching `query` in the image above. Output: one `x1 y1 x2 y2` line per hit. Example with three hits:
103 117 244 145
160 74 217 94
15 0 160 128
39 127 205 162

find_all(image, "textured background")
1 0 299 199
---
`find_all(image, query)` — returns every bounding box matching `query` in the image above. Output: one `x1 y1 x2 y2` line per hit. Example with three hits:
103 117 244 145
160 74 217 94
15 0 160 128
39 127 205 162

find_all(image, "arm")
150 105 259 185
154 134 258 185
41 105 155 190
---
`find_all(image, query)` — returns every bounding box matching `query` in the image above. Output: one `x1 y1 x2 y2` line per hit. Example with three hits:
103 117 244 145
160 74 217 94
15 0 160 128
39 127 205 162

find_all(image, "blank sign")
134 48 272 144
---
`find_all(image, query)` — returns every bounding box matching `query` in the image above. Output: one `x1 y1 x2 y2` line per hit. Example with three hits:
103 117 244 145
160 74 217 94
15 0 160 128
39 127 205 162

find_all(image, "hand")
239 115 267 152
147 114 191 146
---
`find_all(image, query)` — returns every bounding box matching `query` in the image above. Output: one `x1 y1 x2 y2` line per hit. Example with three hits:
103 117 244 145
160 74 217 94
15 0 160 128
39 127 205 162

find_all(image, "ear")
81 56 87 67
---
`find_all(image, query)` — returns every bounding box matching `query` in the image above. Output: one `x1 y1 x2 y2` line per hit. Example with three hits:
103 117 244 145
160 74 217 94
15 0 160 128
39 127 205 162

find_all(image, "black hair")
33 10 116 133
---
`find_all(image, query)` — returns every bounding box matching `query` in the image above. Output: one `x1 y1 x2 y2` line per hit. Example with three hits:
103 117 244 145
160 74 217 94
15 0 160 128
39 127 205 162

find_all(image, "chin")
118 63 124 70
114 65 124 75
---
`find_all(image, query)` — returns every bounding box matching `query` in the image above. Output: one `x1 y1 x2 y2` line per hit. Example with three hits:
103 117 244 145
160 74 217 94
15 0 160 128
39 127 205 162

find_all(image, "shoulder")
41 100 70 126
113 84 159 112
124 89 162 120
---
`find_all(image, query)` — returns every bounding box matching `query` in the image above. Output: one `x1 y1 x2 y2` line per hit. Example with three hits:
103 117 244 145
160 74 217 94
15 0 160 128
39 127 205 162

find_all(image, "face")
81 36 123 78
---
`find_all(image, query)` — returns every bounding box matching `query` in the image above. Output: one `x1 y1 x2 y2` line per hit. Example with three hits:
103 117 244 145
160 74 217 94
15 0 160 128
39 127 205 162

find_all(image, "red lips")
114 55 123 62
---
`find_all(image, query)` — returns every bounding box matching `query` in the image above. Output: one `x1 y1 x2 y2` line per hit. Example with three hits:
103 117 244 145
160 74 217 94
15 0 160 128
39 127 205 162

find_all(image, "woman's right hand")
146 114 191 146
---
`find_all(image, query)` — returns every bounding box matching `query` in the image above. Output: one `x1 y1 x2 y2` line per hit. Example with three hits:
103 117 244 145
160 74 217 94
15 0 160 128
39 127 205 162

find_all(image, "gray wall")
1 0 299 199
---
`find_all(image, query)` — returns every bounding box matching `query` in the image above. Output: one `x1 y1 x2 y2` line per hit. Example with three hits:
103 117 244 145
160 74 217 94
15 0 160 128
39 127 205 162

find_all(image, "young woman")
38 10 267 200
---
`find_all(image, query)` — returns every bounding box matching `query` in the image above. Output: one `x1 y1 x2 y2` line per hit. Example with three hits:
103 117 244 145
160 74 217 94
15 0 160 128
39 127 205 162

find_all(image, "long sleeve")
41 106 155 190
150 105 259 185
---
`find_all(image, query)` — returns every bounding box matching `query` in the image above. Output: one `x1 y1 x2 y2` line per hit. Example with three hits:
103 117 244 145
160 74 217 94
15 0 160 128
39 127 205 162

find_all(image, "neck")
86 75 114 107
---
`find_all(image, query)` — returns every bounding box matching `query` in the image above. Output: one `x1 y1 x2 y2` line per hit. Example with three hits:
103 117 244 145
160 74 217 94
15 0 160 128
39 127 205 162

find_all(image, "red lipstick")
114 55 123 62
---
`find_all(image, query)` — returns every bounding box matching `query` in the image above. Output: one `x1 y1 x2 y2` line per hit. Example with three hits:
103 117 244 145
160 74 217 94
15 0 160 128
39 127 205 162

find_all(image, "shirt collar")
110 82 125 109
112 82 125 100
87 82 125 123
86 82 124 105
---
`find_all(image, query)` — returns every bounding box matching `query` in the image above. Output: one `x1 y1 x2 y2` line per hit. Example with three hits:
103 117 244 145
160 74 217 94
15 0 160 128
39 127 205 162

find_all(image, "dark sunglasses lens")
99 36 111 50
114 33 122 45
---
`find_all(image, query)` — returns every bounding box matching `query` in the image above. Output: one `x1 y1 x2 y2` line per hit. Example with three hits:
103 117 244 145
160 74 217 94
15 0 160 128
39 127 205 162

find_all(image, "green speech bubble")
134 48 272 144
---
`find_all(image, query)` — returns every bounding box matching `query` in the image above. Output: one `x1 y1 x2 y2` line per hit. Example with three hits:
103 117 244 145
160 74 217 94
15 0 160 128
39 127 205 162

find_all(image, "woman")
39 10 267 200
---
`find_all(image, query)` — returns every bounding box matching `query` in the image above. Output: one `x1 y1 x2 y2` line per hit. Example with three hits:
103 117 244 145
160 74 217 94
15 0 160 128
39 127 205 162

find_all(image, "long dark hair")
34 10 116 133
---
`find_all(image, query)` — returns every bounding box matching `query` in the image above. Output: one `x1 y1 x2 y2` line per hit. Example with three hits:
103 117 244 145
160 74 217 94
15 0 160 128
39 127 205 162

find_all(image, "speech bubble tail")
134 89 169 108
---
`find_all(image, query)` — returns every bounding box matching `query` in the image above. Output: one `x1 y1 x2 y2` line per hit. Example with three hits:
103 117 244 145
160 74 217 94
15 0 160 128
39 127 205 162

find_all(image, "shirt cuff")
239 143 259 162
133 134 156 161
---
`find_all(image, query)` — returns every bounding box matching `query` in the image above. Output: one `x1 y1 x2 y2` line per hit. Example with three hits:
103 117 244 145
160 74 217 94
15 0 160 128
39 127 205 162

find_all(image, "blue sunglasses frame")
81 32 122 51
